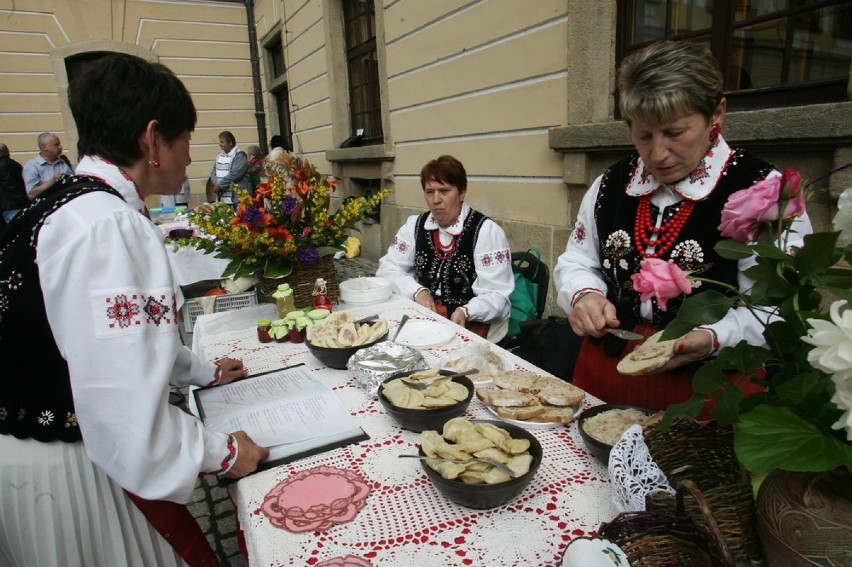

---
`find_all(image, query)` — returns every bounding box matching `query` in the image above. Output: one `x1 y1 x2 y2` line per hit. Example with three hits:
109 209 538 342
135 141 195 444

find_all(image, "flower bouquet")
632 170 852 476
184 152 390 281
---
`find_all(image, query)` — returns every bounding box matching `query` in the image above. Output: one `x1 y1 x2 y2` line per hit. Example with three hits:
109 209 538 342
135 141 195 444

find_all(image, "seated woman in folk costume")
377 155 514 342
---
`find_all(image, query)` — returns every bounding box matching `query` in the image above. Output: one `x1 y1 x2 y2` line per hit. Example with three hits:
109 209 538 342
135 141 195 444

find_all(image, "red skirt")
572 323 764 420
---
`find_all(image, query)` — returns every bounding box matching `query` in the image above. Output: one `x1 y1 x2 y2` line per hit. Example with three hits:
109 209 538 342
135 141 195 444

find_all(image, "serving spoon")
397 454 517 478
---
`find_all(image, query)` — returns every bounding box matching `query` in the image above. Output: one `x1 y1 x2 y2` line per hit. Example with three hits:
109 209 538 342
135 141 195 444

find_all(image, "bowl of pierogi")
417 417 542 509
379 369 474 432
305 312 389 370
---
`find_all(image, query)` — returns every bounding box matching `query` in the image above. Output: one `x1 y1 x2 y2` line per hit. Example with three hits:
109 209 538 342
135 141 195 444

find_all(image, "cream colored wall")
0 0 260 207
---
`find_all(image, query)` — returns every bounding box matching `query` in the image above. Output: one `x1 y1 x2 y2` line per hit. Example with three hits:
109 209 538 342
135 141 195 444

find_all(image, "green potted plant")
632 170 852 565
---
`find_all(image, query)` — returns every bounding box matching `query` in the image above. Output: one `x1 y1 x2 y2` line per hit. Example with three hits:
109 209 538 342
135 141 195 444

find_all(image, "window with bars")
617 0 852 109
265 33 292 151
343 0 383 144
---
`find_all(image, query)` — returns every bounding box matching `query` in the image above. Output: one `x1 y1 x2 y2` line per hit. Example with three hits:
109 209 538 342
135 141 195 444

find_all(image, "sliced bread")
616 330 677 376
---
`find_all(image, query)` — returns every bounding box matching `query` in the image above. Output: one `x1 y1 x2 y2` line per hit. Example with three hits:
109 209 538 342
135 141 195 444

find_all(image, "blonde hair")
618 41 723 124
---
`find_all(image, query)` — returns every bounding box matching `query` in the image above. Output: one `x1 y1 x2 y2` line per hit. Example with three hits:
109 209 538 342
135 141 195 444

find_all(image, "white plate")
483 402 581 430
394 320 456 349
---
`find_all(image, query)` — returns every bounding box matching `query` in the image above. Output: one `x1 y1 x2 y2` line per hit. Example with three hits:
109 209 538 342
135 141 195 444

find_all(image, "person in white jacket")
0 53 268 567
377 155 514 342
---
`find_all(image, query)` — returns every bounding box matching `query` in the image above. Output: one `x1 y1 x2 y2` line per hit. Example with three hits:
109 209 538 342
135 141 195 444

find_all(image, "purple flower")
281 195 298 216
242 206 264 226
298 248 319 265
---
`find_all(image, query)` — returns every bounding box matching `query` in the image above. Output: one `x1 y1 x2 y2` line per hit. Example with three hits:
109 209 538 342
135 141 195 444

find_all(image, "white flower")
802 300 852 374
830 368 852 441
834 187 852 243
803 300 852 441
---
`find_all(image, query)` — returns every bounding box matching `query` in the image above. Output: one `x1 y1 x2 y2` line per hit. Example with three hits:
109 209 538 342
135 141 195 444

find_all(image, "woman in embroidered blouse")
554 41 811 413
0 54 268 566
376 155 514 342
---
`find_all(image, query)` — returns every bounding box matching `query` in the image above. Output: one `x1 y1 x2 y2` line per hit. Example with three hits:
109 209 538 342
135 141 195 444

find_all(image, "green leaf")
714 239 753 260
693 362 726 395
262 257 294 279
749 242 790 261
794 232 841 277
660 290 735 340
735 405 852 473
659 395 705 430
715 341 772 374
711 384 744 426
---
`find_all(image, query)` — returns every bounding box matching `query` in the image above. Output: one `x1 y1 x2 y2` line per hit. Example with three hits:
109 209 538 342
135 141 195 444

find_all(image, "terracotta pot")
755 468 852 566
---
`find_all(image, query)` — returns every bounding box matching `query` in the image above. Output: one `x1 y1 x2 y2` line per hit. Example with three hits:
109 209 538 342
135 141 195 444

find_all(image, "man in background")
209 131 251 207
22 132 74 199
0 143 28 225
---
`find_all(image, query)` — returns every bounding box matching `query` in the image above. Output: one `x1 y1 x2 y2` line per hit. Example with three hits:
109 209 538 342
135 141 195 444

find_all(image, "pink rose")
719 170 807 242
631 258 692 311
780 169 807 218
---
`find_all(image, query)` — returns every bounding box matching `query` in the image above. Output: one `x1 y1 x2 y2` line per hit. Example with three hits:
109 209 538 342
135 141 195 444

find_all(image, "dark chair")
498 250 550 349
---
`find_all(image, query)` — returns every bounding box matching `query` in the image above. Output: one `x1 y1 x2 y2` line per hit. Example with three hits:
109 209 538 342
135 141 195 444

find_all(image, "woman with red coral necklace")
554 41 811 415
377 155 514 341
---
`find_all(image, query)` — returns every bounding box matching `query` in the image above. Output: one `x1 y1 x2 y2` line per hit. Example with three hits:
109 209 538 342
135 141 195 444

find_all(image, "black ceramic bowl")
577 403 654 464
379 371 474 433
305 333 388 370
418 419 543 509
168 228 194 239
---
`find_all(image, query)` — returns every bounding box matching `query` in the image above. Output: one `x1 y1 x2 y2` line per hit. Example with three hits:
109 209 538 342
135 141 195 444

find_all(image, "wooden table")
192 297 616 567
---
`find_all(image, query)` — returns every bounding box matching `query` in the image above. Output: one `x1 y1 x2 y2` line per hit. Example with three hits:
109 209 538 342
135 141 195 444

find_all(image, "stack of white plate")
339 276 393 305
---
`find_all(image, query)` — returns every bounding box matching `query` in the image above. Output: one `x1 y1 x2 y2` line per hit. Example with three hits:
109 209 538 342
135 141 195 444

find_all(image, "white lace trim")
608 424 674 512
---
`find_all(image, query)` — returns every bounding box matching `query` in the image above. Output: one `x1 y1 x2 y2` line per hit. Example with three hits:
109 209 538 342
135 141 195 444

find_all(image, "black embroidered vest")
413 210 488 312
594 149 773 337
0 176 122 442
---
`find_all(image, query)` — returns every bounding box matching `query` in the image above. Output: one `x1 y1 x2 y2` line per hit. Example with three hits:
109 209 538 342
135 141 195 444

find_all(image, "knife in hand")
604 327 643 340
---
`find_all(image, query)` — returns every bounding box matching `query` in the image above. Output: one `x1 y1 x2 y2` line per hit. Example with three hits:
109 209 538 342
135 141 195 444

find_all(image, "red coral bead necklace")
432 230 459 261
634 195 695 258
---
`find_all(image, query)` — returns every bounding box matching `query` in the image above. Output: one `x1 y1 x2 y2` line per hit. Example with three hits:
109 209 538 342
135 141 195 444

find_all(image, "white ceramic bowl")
339 276 393 305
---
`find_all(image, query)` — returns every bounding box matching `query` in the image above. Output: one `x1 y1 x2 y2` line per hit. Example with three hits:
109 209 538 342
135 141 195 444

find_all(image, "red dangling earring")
709 123 722 143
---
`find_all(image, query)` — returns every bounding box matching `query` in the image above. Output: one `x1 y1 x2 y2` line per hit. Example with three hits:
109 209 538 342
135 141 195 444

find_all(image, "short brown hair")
618 41 723 124
420 155 467 192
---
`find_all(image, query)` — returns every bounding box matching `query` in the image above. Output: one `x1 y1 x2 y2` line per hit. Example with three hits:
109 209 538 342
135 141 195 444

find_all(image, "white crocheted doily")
608 424 674 512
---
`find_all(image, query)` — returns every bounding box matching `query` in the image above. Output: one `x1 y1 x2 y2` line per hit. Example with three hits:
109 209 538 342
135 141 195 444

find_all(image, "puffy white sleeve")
708 211 814 350
376 215 425 300
37 195 231 503
465 219 513 322
554 175 608 314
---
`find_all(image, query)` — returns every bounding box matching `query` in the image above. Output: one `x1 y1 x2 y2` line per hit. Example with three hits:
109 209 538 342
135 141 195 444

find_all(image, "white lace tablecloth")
195 297 615 567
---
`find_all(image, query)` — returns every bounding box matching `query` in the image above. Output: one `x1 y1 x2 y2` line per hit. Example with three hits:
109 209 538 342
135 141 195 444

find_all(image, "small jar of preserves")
272 283 296 319
257 319 272 343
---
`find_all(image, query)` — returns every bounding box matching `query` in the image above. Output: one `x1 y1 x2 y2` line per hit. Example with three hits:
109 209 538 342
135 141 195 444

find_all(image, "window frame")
342 0 383 144
616 0 851 110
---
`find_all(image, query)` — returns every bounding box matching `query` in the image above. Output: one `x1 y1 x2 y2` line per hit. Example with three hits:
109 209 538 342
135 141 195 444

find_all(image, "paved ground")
184 255 379 566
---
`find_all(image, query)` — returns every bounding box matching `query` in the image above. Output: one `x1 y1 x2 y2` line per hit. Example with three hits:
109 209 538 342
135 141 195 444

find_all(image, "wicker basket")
256 255 340 307
643 416 762 564
598 480 735 567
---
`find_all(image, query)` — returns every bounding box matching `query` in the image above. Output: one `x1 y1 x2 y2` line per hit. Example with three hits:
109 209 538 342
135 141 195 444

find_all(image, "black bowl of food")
577 403 655 464
305 332 388 370
379 370 474 432
168 228 194 239
418 419 542 509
